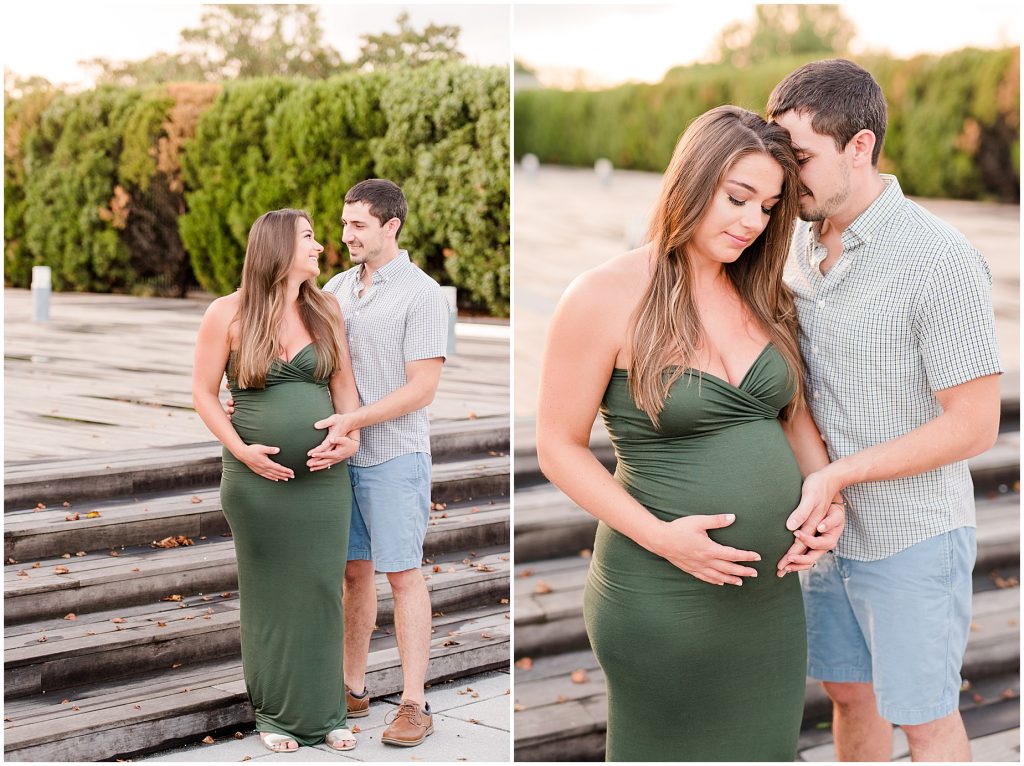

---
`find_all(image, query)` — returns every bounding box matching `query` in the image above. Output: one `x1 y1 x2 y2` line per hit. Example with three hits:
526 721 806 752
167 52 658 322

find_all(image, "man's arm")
790 373 1001 524
308 358 443 457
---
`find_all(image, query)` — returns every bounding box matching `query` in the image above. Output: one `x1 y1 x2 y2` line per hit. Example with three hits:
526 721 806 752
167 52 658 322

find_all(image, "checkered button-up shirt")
323 250 450 467
785 175 1002 561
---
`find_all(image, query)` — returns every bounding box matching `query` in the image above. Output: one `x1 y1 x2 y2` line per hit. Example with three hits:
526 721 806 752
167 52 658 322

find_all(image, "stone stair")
3 418 510 762
511 407 1020 761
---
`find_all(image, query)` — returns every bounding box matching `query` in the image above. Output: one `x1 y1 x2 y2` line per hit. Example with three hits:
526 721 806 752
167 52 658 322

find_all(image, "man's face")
341 201 394 265
774 110 852 222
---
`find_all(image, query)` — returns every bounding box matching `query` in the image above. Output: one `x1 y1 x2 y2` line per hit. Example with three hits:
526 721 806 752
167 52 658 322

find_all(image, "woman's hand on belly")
233 443 296 482
651 514 762 586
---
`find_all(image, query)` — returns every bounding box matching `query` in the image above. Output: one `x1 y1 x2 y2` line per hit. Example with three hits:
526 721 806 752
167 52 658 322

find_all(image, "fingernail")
725 514 735 522
750 571 757 577
818 524 827 532
753 555 761 561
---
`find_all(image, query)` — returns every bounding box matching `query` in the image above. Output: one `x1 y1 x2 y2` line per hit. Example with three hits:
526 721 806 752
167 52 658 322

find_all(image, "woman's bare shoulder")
562 246 652 309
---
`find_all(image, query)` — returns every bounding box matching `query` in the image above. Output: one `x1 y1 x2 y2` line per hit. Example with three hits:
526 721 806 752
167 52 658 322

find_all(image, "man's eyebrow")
725 179 781 199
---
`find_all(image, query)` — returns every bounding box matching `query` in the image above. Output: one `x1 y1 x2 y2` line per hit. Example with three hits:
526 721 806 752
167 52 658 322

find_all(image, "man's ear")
385 217 401 238
848 129 876 168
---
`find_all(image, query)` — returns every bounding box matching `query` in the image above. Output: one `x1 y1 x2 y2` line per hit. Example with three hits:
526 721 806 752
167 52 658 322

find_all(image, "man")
767 60 1002 761
309 178 451 747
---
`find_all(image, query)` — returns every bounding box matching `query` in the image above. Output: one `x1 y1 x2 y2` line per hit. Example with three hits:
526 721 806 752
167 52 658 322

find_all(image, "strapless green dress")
220 344 351 745
584 344 807 761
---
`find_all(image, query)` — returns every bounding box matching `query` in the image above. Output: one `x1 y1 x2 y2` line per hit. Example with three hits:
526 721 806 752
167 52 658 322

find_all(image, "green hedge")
515 48 1020 202
5 64 511 314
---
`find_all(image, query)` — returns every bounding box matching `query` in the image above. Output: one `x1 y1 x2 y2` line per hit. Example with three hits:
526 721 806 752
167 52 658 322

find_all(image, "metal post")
32 266 51 322
441 285 457 358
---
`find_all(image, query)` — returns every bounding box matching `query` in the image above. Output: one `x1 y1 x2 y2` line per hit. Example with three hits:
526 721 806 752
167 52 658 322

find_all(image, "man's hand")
307 413 361 470
651 514 762 586
776 469 846 575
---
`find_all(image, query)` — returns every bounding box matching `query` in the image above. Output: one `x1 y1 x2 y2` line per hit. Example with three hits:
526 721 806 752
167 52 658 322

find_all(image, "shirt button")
813 391 820 399
817 299 825 308
812 347 820 355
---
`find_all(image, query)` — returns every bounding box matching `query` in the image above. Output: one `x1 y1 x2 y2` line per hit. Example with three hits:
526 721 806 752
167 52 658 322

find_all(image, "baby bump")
230 382 336 473
615 419 803 575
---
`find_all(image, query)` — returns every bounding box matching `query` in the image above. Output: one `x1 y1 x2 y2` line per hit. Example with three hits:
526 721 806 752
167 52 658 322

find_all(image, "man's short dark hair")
344 179 408 238
767 59 887 166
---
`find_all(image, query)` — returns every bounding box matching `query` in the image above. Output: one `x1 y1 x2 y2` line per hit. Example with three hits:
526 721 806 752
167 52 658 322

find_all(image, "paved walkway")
514 166 1020 415
138 669 511 762
3 290 509 461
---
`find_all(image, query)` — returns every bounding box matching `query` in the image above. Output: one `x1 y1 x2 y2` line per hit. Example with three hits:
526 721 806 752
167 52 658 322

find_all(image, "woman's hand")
651 514 761 586
776 470 846 575
235 443 295 481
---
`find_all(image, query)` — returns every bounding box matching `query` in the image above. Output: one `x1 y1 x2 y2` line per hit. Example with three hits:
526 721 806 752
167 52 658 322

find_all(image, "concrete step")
514 483 1018 566
5 467 511 562
5 547 510 698
4 497 509 625
514 550 1019 660
3 602 510 762
512 585 1019 763
513 416 1020 495
4 416 510 511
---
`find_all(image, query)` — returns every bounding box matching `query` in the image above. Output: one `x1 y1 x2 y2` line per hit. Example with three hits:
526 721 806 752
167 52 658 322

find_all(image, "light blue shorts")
347 452 431 572
802 526 976 726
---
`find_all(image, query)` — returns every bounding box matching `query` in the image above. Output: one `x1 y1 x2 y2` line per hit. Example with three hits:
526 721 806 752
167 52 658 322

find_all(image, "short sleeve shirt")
784 175 1002 561
323 250 451 467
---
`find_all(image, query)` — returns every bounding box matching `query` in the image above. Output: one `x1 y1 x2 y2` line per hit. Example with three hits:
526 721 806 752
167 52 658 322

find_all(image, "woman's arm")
777 405 845 574
309 301 361 471
537 267 761 587
191 297 294 481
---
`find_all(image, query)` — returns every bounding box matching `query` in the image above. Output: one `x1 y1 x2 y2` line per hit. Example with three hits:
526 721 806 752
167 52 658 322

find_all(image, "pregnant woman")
193 209 361 753
537 107 845 761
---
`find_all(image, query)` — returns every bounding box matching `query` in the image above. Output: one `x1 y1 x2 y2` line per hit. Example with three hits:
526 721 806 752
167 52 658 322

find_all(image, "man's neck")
820 172 887 237
360 245 402 281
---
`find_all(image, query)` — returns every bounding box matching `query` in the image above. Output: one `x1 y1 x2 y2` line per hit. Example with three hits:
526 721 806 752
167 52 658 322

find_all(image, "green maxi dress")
221 344 350 745
584 344 807 761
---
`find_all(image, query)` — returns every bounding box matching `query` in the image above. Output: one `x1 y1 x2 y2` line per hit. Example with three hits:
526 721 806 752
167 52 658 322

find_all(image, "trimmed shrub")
515 48 1019 202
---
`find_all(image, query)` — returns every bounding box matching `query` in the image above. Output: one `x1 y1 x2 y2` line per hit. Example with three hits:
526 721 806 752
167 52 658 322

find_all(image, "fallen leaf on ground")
443 640 461 647
500 597 509 604
513 703 525 712
109 551 120 557
557 695 569 704
972 693 985 703
54 566 70 575
60 553 71 559
38 636 48 643
534 581 552 594
64 513 80 522
467 411 478 419
221 592 232 597
163 594 183 602
63 501 72 508
233 732 245 740
471 506 480 513
156 622 167 628
64 613 76 621
579 548 592 558
111 618 125 624
16 570 28 577
191 496 202 504
31 562 41 569
133 705 141 710
201 735 215 744
515 657 533 671
61 699 70 705
432 565 442 573
351 725 361 733
72 706 80 711
482 632 492 639
571 669 589 684
171 663 183 668
520 569 534 578
152 535 193 549
1001 688 1017 700
84 511 101 519
35 503 46 510
476 564 496 573
75 551 86 557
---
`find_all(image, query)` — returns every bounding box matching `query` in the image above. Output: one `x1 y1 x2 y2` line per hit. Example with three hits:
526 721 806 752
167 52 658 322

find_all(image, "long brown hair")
233 209 343 389
629 105 803 425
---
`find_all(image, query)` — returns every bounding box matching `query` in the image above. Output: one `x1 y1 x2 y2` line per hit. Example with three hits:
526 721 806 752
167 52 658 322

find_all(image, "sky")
2 3 512 88
514 2 1022 88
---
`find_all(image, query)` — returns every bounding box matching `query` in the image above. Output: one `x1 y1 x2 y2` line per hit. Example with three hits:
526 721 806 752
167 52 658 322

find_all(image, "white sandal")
326 726 357 751
259 731 299 752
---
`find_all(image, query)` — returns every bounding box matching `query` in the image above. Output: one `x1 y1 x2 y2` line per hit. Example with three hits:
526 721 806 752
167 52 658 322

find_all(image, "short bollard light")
442 285 458 358
32 266 51 322
521 153 540 175
595 158 613 186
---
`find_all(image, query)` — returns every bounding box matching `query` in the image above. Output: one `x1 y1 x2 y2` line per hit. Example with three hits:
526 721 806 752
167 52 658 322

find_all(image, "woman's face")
290 217 324 280
689 152 784 267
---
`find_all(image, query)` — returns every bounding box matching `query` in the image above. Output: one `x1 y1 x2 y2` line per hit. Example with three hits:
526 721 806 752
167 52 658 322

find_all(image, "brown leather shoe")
381 699 433 746
345 685 369 718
